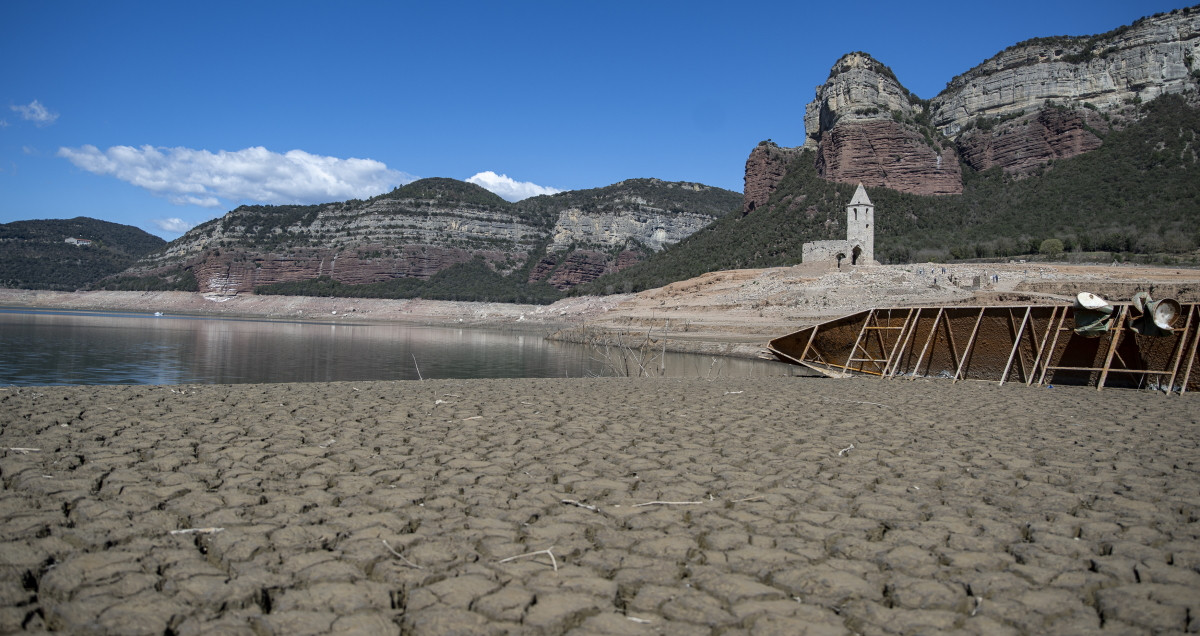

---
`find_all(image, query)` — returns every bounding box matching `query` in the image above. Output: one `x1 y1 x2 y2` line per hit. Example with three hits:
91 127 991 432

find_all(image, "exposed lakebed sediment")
1 378 1197 634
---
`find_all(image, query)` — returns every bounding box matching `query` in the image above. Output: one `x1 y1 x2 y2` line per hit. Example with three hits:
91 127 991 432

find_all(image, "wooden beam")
911 308 943 380
1097 305 1128 391
1178 306 1200 395
845 309 875 376
943 309 961 376
1164 304 1195 394
885 308 919 378
1037 306 1069 386
798 325 819 364
953 307 987 384
1000 306 1032 386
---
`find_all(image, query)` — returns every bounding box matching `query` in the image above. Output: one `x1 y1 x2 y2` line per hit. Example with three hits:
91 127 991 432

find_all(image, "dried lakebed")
1 377 1197 634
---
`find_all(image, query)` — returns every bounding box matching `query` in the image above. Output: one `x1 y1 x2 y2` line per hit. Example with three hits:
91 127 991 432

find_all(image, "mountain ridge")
772 6 1199 200
103 177 741 301
0 217 166 291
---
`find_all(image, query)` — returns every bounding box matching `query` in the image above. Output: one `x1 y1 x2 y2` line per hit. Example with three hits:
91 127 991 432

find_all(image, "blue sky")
1 1 1192 240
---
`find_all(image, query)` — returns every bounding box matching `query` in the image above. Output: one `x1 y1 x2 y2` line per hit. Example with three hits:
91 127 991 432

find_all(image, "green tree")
1038 238 1064 257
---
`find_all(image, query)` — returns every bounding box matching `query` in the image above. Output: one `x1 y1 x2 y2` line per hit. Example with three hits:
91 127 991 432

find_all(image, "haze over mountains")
2 6 1197 299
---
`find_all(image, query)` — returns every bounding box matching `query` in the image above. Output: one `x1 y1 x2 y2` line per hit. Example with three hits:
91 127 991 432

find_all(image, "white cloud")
12 100 58 126
466 171 561 202
0 119 9 128
57 144 417 207
152 217 194 233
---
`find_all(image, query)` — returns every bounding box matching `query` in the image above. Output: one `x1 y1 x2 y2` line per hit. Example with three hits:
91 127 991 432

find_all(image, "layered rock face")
813 120 963 195
742 142 799 215
955 107 1109 174
803 53 921 148
801 53 964 195
931 9 1200 137
548 202 713 252
744 8 1199 205
128 178 738 295
931 8 1199 173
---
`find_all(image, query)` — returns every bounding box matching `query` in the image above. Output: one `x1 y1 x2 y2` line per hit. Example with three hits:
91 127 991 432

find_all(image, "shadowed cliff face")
743 7 1200 210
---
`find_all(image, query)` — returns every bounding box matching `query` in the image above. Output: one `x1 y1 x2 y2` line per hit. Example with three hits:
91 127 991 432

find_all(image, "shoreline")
3 261 1198 362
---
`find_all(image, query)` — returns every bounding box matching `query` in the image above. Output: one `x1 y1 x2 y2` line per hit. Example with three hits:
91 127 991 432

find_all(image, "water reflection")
0 309 800 386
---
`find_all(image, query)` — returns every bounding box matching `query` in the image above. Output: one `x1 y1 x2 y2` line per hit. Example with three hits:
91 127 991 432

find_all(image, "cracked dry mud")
1 378 1197 635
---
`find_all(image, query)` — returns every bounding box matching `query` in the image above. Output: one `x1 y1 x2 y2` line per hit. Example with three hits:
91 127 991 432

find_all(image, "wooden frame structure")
767 303 1200 394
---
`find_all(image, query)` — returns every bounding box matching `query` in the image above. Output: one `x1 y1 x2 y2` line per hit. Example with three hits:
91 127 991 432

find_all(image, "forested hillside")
575 96 1200 295
0 217 166 291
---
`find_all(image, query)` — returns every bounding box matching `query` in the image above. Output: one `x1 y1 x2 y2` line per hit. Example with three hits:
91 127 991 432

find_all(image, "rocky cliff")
744 7 1200 211
931 8 1200 137
122 177 739 296
931 6 1199 173
803 52 963 196
742 142 800 215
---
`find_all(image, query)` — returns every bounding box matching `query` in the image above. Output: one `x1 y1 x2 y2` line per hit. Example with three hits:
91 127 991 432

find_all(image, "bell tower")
845 183 874 265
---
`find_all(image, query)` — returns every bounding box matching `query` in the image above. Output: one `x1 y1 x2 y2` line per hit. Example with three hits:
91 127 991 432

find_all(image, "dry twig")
6 448 40 454
561 499 600 512
170 527 224 535
382 539 423 569
498 548 558 572
632 500 706 507
838 444 855 457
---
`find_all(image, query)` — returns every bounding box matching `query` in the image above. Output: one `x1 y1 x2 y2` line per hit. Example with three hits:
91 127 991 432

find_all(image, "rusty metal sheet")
767 302 1200 394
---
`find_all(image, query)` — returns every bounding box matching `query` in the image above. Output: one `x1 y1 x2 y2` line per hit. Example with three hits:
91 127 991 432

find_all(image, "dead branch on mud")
582 321 670 377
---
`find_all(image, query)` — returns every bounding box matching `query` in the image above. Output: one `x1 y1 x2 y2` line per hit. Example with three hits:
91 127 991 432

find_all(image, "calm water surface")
0 308 799 386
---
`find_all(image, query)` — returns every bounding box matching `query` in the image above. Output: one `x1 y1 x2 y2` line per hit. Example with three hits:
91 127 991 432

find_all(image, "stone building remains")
801 183 876 266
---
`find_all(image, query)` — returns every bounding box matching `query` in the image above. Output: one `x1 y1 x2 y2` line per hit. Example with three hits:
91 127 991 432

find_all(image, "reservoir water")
0 308 799 386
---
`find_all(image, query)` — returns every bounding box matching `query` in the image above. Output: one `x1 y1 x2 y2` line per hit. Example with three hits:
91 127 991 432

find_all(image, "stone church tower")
801 182 877 266
845 183 874 265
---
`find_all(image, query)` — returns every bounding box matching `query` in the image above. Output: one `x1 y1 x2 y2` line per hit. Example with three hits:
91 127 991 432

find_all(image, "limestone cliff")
744 7 1200 206
124 177 739 296
930 6 1199 173
801 53 963 195
931 8 1200 137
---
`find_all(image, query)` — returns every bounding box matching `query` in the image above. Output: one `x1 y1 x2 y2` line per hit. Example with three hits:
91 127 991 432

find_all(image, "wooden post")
1026 306 1056 386
885 308 919 378
1163 305 1195 394
1037 307 1069 386
953 307 986 383
1096 305 1128 391
1177 306 1200 395
1000 306 1032 386
943 310 961 376
911 308 943 380
845 309 875 376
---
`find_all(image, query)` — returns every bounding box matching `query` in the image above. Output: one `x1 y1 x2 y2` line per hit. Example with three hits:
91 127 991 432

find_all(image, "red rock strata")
814 120 963 195
956 108 1108 175
742 143 800 215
